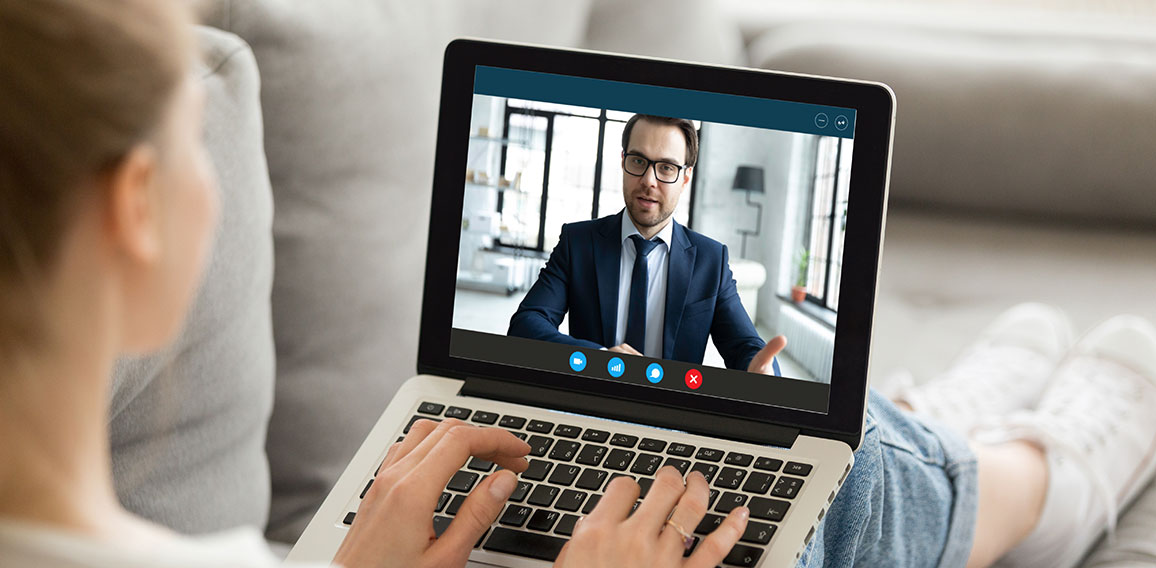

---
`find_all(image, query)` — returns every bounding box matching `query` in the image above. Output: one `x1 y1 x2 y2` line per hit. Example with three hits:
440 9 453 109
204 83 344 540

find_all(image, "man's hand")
607 343 643 356
747 335 787 375
333 419 530 568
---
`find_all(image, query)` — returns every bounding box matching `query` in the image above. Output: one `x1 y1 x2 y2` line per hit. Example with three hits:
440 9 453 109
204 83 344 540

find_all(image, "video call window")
455 94 852 390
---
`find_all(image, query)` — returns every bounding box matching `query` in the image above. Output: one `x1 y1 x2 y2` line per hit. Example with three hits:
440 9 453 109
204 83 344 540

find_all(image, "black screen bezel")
418 39 893 449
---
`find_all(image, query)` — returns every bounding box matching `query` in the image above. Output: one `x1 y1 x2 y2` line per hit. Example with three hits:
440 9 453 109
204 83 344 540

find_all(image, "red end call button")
684 368 703 390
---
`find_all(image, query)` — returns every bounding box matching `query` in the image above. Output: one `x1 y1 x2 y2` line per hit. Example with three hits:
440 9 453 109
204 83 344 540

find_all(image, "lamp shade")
732 165 765 193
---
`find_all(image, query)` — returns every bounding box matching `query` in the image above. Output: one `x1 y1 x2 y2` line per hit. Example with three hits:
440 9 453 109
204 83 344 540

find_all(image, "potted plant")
792 250 809 303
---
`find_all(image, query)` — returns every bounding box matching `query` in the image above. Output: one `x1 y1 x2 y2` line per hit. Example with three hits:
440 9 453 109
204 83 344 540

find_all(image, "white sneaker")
984 315 1156 568
896 303 1075 435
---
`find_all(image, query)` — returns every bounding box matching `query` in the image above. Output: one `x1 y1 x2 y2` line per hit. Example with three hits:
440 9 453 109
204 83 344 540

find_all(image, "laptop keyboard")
340 402 814 567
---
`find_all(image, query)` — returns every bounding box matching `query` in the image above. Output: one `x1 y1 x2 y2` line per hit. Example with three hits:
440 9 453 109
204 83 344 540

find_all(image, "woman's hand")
333 418 530 568
554 466 749 567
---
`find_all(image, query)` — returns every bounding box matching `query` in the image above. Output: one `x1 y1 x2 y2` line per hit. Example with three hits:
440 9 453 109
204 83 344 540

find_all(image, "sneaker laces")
901 343 1052 428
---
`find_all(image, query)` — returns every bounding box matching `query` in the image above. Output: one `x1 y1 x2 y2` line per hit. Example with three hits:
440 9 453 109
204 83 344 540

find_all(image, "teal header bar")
474 65 855 139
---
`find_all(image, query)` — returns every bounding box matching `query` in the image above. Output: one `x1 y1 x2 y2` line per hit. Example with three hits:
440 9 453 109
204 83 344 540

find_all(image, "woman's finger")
684 506 749 568
629 466 686 528
430 470 519 564
378 417 440 474
583 474 640 523
658 470 711 555
414 424 531 489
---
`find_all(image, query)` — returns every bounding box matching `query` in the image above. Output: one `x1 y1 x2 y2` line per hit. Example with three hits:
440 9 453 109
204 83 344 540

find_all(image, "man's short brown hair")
621 114 699 167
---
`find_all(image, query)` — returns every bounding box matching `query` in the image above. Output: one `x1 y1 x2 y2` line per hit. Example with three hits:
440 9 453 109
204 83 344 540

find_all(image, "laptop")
289 38 894 567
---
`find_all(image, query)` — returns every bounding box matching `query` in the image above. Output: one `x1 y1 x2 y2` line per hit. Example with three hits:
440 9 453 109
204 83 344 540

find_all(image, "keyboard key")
609 473 635 484
483 527 568 561
360 479 373 499
528 509 560 532
772 476 804 499
742 472 775 495
417 402 444 415
509 481 532 503
582 429 610 443
444 406 471 420
471 411 499 425
638 477 654 498
526 419 554 433
610 434 639 447
724 544 764 567
528 485 560 507
695 447 724 462
575 444 608 466
554 424 582 438
549 440 581 462
667 442 695 457
512 432 528 441
754 457 783 472
638 438 667 452
446 494 467 515
582 494 602 514
741 521 776 545
663 457 691 475
447 471 479 492
467 457 495 472
404 415 440 434
435 492 451 512
548 464 581 486
499 505 532 527
342 512 355 525
575 469 608 491
690 462 718 482
499 415 527 429
555 514 581 536
724 452 754 467
522 459 552 481
604 449 636 471
630 453 664 476
785 461 814 476
708 489 720 508
694 513 725 535
432 515 452 537
527 435 554 457
714 467 747 490
715 491 748 513
555 489 587 512
748 497 790 521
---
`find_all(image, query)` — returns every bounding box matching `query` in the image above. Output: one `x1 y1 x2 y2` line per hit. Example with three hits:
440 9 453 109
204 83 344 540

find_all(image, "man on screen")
508 114 786 374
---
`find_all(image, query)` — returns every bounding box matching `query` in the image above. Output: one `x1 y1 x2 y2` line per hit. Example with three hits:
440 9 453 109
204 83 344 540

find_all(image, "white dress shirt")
614 212 674 358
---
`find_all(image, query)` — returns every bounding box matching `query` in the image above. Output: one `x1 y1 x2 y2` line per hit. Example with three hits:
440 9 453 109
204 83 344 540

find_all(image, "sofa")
109 0 1156 564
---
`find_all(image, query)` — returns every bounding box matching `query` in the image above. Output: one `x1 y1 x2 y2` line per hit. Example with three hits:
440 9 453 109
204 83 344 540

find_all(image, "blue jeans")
798 390 979 568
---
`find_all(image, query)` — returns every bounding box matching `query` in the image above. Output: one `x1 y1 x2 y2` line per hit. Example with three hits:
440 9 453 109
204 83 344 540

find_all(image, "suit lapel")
663 222 696 360
593 212 622 347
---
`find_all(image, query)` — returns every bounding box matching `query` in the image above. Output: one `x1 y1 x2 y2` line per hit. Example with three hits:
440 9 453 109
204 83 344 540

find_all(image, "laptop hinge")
461 377 800 448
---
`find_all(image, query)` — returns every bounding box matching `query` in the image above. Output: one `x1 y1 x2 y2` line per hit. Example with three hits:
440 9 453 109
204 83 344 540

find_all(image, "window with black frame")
803 137 852 313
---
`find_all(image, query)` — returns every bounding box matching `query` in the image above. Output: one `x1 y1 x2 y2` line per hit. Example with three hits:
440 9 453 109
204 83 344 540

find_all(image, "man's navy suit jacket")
508 211 770 372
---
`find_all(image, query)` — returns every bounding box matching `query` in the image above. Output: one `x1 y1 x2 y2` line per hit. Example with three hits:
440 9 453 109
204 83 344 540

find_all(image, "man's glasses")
622 152 687 184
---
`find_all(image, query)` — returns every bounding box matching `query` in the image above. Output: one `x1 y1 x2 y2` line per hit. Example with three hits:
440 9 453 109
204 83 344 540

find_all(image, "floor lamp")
732 165 765 258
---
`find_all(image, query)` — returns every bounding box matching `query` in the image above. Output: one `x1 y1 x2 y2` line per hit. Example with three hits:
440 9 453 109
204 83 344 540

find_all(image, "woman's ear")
104 145 161 264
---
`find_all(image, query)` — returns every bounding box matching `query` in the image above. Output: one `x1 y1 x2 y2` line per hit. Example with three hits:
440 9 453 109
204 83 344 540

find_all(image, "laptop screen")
447 65 861 416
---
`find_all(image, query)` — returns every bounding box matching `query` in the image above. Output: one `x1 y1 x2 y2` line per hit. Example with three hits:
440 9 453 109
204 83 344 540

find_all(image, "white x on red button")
684 368 702 390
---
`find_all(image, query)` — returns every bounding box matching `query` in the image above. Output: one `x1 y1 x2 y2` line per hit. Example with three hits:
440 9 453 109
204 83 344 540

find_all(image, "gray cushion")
109 27 274 534
199 0 594 544
747 19 1156 226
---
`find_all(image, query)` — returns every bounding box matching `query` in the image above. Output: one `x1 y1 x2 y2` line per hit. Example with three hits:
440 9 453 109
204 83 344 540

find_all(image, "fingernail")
736 506 750 521
490 471 517 500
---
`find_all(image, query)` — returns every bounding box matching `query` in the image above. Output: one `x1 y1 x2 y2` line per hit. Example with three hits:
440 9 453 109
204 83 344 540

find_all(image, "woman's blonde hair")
0 0 193 350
